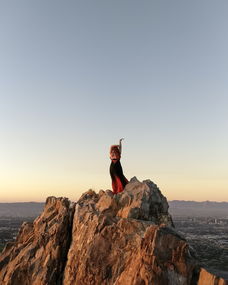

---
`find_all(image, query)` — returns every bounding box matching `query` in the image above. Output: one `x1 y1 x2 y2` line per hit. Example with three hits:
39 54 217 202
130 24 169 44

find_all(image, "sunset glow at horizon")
1 1 228 202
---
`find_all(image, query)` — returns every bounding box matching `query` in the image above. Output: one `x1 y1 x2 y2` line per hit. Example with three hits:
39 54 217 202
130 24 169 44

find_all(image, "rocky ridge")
0 177 227 285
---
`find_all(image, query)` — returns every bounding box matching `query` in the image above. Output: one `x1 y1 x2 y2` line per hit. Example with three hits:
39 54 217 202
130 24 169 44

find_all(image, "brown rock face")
197 268 228 285
0 178 227 285
63 179 194 285
0 196 74 285
116 177 174 226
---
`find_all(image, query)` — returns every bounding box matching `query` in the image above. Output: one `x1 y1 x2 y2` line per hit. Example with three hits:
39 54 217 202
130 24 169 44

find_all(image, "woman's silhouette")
109 138 128 194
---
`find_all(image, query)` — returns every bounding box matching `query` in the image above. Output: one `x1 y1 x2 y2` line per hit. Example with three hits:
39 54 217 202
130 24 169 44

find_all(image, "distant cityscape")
174 216 228 280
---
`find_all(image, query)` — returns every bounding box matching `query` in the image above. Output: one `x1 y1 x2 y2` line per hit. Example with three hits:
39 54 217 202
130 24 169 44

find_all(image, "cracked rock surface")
0 177 227 285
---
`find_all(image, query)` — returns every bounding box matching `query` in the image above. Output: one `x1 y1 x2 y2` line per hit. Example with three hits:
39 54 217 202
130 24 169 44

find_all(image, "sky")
0 1 228 202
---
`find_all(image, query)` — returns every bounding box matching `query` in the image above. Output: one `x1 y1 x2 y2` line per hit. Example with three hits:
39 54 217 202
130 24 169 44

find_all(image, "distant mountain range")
0 202 45 217
0 200 227 218
168 200 228 218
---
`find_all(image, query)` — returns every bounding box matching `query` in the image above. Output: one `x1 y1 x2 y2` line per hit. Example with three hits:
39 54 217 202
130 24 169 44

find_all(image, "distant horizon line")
0 199 228 204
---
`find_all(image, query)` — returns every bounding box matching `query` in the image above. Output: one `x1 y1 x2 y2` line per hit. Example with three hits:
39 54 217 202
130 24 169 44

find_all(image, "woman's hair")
110 145 121 160
110 145 120 154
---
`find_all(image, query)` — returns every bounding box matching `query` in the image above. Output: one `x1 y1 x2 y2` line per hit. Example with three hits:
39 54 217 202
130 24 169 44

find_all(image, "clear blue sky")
0 1 228 202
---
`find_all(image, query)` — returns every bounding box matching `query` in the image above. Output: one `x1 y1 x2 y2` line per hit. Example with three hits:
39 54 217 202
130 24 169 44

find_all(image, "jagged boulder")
94 177 174 227
63 179 195 285
0 197 74 285
63 213 195 284
116 177 174 226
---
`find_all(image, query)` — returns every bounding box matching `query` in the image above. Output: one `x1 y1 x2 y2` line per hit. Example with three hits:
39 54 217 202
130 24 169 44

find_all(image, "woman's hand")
119 138 124 154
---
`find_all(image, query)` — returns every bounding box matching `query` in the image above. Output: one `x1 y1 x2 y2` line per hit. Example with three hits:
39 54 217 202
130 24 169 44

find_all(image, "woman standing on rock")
109 138 128 194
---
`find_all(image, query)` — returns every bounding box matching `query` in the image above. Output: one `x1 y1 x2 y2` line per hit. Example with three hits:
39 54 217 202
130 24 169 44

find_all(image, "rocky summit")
0 177 227 285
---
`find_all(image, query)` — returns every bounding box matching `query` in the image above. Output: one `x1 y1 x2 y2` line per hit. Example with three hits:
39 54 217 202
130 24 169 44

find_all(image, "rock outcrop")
0 177 227 285
0 197 74 285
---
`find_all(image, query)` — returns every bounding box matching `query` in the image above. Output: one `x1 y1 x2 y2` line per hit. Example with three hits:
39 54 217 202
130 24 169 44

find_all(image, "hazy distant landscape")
0 200 227 218
169 200 228 218
0 202 45 217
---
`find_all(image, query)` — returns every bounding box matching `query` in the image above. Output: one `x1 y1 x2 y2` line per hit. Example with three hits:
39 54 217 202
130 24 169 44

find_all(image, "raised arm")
119 138 124 154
